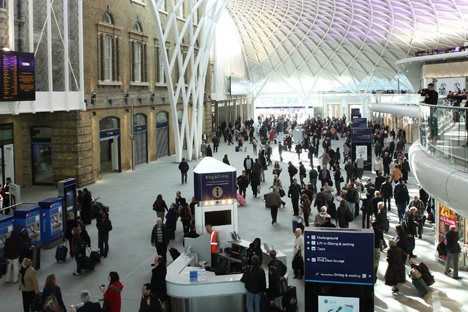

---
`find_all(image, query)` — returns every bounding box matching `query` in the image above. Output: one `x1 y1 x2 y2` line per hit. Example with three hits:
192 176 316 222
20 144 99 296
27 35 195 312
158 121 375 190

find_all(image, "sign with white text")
305 229 374 285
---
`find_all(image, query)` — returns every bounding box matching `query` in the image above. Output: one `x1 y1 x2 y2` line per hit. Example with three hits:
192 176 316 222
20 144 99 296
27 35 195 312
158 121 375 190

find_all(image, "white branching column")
149 0 229 162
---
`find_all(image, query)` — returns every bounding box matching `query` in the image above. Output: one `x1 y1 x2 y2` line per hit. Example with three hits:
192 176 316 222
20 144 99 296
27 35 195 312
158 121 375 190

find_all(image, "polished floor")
1 134 467 311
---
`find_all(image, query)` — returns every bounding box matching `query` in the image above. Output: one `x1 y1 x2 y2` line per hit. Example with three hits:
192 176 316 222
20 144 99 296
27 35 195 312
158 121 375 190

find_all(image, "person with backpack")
241 255 266 312
266 266 283 310
42 274 66 312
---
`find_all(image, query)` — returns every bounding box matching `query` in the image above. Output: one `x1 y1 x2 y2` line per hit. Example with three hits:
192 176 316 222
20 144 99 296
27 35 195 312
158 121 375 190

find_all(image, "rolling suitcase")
411 276 430 297
409 259 435 285
81 256 95 271
235 146 240 152
408 268 429 297
31 246 41 270
55 245 68 262
88 248 101 264
282 286 298 312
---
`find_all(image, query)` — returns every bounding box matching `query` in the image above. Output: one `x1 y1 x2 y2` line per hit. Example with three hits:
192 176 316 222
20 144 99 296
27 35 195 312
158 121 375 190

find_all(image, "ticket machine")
38 197 63 248
0 214 14 265
14 205 41 248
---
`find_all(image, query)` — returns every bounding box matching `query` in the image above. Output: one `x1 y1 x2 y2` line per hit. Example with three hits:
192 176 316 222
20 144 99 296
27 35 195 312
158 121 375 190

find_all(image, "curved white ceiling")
226 0 468 95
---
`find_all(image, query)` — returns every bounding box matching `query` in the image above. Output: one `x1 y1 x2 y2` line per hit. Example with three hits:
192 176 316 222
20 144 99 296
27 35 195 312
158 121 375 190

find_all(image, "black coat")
336 204 350 228
77 301 102 312
384 246 407 286
151 264 167 302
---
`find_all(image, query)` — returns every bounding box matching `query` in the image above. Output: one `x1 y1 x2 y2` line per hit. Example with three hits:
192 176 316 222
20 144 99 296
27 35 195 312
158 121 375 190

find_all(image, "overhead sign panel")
305 229 374 285
351 128 372 143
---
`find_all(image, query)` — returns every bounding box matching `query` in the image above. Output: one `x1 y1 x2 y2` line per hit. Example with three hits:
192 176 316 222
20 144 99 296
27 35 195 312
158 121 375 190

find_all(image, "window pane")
104 36 113 81
134 42 141 82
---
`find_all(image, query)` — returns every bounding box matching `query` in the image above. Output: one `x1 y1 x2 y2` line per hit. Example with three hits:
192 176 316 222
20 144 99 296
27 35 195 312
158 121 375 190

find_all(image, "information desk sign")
305 229 374 285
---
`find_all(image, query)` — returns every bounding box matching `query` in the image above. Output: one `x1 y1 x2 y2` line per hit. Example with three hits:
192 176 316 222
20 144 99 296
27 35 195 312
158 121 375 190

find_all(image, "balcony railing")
419 103 468 172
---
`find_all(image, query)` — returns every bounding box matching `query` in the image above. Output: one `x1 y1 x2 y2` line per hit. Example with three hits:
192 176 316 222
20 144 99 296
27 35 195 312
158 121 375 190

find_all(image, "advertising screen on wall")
0 51 36 102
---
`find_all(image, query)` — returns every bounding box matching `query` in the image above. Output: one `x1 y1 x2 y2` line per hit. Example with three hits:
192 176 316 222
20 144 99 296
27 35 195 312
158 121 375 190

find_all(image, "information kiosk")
304 228 374 312
351 116 373 170
14 205 41 248
38 197 63 248
0 214 14 265
193 157 238 251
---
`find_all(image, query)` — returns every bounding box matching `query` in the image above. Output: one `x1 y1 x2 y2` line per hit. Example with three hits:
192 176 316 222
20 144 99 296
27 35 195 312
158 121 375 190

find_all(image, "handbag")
279 189 285 197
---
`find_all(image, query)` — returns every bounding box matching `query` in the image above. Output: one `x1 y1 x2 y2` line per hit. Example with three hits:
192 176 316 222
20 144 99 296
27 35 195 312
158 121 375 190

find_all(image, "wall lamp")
150 93 155 103
138 96 142 104
124 93 129 104
162 96 165 103
91 93 96 105
125 108 130 113
108 97 113 105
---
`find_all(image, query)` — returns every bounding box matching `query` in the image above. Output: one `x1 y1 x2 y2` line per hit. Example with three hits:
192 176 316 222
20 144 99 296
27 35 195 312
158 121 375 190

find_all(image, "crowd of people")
3 108 462 311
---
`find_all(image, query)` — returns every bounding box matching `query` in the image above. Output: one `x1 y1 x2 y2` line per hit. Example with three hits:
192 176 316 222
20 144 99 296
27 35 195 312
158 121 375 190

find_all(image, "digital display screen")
0 51 35 101
66 189 75 212
205 210 232 226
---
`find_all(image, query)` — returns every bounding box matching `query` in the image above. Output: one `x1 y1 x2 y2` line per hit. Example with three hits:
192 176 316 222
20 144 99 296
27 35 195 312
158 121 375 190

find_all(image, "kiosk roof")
193 156 236 174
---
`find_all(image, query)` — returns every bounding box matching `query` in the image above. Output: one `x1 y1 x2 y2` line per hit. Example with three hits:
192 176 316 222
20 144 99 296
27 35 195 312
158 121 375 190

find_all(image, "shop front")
436 202 468 269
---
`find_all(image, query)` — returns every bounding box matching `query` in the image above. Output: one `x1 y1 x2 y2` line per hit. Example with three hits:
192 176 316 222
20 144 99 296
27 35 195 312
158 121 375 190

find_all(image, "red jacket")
104 281 124 312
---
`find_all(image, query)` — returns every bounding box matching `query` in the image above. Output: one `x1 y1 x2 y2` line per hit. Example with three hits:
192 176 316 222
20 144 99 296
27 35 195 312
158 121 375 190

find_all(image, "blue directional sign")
351 128 372 143
304 229 374 285
353 117 367 128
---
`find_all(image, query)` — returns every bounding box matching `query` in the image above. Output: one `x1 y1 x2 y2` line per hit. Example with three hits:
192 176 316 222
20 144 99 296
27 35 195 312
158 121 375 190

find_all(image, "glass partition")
419 103 468 172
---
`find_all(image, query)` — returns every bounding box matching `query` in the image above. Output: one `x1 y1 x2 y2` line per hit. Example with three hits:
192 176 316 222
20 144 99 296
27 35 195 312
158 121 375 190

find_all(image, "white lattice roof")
227 0 468 94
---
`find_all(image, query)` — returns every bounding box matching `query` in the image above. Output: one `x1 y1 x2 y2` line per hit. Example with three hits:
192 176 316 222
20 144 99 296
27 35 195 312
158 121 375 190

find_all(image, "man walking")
267 187 282 225
288 179 301 216
151 218 170 262
445 226 462 280
178 158 189 184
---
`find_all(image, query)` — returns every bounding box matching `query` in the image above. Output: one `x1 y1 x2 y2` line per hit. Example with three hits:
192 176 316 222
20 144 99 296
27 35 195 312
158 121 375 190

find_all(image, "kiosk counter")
166 253 245 312
166 237 287 312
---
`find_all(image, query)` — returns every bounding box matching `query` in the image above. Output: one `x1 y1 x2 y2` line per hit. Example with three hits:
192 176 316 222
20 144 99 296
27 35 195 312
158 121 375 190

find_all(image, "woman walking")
384 239 407 293
152 195 168 220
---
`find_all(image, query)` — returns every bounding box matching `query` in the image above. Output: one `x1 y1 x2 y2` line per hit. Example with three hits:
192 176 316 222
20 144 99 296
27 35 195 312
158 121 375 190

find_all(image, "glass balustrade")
419 103 468 172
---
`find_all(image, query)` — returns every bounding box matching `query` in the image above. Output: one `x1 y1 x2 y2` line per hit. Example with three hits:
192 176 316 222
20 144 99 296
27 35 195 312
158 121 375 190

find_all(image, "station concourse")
1 137 466 311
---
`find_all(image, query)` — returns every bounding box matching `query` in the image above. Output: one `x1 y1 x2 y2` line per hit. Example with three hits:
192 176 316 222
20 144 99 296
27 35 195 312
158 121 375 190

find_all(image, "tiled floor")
1 135 466 311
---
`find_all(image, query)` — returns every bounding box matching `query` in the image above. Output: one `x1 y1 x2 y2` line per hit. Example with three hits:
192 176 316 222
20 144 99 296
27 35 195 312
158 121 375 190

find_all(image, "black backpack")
180 206 190 219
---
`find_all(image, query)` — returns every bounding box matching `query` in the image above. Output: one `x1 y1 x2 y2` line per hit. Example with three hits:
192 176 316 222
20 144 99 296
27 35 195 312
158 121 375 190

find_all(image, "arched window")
134 22 142 32
130 21 148 84
103 13 113 24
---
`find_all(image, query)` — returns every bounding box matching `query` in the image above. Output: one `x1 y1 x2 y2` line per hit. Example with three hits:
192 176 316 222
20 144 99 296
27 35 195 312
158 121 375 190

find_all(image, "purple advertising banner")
0 51 35 101
194 171 237 202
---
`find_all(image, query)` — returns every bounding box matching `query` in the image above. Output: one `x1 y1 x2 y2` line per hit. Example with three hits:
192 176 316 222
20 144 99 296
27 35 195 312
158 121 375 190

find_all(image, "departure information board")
1 51 35 101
